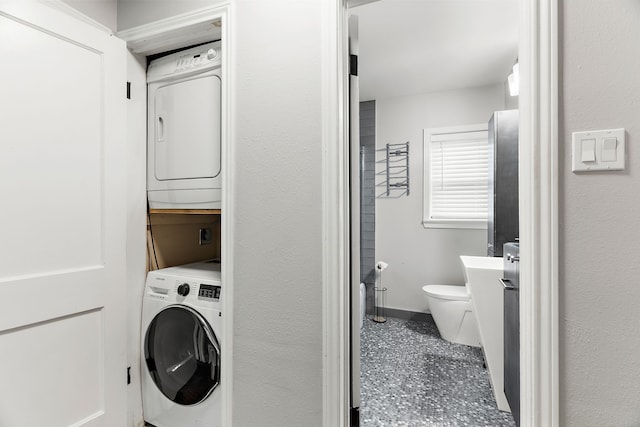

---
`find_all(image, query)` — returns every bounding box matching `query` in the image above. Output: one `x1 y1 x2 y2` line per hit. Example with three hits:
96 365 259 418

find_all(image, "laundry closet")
119 10 231 427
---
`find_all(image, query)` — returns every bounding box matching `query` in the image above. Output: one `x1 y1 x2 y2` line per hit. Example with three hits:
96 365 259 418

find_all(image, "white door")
348 13 362 418
0 3 127 426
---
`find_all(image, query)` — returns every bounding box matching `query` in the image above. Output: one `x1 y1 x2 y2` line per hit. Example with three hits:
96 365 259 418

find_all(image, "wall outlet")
199 227 213 245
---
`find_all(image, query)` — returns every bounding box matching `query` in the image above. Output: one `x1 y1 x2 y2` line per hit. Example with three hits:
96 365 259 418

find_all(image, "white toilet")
422 284 481 347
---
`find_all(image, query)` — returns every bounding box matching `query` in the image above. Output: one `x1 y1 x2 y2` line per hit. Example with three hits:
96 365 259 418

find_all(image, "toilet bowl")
422 285 481 347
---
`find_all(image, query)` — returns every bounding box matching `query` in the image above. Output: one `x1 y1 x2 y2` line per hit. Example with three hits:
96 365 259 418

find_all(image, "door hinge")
127 366 131 385
349 54 358 77
350 407 360 426
126 81 131 99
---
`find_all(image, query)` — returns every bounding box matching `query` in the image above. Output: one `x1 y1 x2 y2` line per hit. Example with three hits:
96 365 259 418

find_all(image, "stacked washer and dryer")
142 42 223 427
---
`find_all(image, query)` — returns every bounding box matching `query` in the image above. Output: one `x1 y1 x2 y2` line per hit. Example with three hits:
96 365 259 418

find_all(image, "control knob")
207 48 217 60
177 283 190 296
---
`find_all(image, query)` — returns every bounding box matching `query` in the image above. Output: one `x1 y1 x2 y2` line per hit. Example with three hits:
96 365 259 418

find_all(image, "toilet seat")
422 285 470 301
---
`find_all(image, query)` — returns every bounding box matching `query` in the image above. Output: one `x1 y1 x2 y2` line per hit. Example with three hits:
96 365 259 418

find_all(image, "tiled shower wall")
360 101 376 313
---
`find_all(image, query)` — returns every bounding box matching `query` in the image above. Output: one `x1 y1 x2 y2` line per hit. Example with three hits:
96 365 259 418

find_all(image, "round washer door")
144 305 220 405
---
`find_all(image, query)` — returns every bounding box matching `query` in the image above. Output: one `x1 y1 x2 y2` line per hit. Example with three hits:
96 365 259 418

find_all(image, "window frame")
423 123 490 229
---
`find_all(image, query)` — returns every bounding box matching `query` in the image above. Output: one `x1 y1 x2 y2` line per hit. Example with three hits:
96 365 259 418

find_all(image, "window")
423 124 489 229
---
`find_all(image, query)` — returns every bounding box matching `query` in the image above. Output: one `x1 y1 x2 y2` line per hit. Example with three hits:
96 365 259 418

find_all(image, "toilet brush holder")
373 286 387 323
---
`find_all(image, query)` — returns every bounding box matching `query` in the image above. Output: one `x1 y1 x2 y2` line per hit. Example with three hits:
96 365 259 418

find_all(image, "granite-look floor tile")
360 316 516 427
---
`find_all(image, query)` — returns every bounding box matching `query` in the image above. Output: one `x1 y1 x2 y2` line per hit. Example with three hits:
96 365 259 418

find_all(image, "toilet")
422 285 481 347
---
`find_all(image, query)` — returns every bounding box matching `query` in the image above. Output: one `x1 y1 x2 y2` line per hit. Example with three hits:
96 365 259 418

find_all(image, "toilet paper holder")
373 286 387 323
373 261 388 323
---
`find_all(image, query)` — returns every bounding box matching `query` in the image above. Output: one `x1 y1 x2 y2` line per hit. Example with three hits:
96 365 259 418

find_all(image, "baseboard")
369 307 432 322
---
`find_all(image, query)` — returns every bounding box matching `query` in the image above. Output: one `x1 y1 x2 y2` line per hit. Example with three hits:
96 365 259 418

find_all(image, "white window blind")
423 126 489 228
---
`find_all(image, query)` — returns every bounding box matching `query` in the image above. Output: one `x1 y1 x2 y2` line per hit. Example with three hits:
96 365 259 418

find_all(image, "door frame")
116 3 234 426
321 1 559 426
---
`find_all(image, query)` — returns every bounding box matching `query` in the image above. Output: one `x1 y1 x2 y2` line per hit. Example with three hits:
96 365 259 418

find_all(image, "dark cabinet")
502 242 520 426
487 110 519 257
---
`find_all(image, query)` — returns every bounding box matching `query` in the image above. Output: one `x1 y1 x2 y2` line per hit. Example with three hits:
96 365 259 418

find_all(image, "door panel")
0 310 103 426
0 7 103 278
0 3 127 426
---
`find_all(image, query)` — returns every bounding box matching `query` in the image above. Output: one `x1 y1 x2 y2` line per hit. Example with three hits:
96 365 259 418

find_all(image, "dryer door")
153 74 221 181
144 305 221 405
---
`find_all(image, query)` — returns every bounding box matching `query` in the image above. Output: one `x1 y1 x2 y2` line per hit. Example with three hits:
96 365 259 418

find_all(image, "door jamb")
321 1 350 426
321 1 559 426
518 1 559 425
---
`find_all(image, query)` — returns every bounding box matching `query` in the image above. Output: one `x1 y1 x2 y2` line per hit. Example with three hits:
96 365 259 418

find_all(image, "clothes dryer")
147 42 222 209
141 260 222 427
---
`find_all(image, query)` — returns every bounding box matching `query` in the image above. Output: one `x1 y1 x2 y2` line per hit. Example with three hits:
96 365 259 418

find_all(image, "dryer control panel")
176 48 218 71
146 41 222 83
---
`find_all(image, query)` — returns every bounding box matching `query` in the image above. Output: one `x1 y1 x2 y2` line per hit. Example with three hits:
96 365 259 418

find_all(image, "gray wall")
360 101 376 285
360 100 376 314
560 0 640 425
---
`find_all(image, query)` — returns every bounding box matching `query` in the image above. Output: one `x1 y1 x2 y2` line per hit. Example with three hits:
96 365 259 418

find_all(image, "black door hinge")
126 81 131 99
127 366 131 385
350 54 358 77
350 407 360 426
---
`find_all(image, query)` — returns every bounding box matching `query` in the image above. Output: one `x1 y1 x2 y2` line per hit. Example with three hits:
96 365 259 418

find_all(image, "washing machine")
141 260 222 427
147 41 222 209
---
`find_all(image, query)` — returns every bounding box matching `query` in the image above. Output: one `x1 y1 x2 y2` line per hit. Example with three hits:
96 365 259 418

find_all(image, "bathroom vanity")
460 255 511 413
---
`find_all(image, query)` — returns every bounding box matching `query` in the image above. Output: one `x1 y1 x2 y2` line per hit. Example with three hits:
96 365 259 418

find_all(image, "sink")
460 255 510 412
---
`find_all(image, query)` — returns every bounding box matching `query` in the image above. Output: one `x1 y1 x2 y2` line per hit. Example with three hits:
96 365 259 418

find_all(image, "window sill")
422 220 488 230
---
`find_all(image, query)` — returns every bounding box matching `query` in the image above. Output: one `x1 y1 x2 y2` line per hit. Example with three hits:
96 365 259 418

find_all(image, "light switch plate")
572 128 625 172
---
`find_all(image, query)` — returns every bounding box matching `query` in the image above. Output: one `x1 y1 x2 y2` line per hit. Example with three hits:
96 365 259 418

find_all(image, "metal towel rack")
385 142 409 196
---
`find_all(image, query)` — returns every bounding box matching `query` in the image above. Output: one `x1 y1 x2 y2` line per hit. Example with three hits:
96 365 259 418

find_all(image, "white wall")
63 0 117 31
560 1 640 425
231 1 324 424
375 84 506 313
116 0 212 31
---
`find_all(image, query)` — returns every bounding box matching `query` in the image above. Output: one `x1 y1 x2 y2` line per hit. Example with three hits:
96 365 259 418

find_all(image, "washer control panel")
199 284 221 300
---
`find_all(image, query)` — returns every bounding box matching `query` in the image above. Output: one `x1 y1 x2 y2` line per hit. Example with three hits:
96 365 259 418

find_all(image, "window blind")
428 130 489 221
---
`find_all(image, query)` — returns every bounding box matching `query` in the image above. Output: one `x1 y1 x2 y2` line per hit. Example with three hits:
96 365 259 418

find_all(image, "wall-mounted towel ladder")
385 142 409 196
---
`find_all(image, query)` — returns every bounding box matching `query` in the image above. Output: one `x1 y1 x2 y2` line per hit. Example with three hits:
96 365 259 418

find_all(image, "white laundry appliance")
147 42 222 209
141 260 222 427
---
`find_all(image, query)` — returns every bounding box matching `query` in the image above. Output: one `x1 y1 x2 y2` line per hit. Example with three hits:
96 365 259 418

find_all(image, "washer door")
144 305 220 405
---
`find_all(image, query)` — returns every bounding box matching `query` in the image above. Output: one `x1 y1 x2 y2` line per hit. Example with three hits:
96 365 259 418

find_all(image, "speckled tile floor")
360 315 516 427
